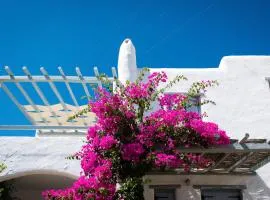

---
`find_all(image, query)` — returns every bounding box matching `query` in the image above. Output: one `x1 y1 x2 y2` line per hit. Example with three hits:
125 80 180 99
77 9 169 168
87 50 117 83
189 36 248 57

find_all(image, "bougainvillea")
42 69 230 200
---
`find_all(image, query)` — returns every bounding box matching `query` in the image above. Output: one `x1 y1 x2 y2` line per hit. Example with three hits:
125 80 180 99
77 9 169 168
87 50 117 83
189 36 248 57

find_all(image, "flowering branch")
43 70 229 200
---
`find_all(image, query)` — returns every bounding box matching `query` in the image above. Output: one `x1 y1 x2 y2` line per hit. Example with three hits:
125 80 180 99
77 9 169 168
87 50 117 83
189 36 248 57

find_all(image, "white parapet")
117 39 138 84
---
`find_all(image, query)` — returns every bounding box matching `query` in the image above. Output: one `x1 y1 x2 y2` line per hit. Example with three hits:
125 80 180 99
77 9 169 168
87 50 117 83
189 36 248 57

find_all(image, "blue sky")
0 0 269 136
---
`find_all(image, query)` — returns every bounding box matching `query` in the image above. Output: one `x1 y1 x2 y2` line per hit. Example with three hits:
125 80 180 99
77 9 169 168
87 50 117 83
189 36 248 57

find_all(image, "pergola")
150 135 270 175
0 66 270 174
0 66 116 135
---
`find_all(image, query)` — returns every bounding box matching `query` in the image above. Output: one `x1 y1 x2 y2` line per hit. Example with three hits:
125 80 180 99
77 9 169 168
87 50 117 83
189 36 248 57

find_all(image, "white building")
0 39 270 200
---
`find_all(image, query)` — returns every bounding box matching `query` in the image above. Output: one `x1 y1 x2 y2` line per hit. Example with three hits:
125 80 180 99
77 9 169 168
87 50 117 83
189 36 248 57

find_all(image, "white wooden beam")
176 144 270 153
0 125 87 130
250 155 270 171
204 153 231 172
22 66 61 125
4 66 48 124
111 67 117 78
240 133 250 144
58 66 87 125
93 66 102 87
227 152 254 172
75 67 91 100
0 83 34 124
0 75 113 83
40 67 68 111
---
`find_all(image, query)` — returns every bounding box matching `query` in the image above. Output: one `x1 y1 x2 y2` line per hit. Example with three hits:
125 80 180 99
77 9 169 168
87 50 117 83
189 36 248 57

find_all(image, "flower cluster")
159 93 187 110
155 153 182 168
121 143 145 163
43 70 229 200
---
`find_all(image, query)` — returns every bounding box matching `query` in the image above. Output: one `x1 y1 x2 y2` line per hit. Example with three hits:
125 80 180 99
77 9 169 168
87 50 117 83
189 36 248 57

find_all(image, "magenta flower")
99 135 117 150
121 143 145 162
43 71 229 200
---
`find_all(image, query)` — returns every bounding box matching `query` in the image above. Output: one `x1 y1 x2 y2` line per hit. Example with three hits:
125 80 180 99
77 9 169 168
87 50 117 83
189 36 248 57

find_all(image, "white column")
117 38 138 84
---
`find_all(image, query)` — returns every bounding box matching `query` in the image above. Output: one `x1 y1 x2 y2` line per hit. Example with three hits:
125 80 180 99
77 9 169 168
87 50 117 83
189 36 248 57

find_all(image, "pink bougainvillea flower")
43 71 229 200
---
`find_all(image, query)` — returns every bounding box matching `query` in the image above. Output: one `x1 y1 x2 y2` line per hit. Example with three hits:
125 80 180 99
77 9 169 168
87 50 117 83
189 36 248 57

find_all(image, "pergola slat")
58 67 87 125
250 155 270 171
75 67 91 101
0 75 113 83
176 140 270 153
40 67 72 127
22 66 61 125
0 125 87 130
93 66 102 88
4 66 48 124
204 153 231 172
227 152 254 172
0 83 35 124
111 67 117 78
40 67 69 112
239 133 249 144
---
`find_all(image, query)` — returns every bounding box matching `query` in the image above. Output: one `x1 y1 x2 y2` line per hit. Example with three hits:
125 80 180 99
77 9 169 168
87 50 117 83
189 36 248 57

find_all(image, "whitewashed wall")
143 56 270 200
149 56 270 140
0 137 82 181
117 40 270 199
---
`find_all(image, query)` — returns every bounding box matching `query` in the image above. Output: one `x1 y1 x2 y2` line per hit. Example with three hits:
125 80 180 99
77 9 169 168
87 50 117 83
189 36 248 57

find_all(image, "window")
150 184 180 200
185 95 201 114
201 189 242 200
154 188 175 200
164 92 201 114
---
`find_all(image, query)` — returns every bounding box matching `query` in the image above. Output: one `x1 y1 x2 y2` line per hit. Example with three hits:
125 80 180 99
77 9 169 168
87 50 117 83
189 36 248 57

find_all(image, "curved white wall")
0 137 83 181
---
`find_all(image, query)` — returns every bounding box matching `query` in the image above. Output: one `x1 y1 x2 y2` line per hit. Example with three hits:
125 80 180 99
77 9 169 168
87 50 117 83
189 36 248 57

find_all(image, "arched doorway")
0 171 76 200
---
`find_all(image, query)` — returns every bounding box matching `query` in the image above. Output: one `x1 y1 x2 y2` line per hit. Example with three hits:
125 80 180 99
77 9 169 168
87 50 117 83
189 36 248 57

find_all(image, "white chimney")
117 39 137 84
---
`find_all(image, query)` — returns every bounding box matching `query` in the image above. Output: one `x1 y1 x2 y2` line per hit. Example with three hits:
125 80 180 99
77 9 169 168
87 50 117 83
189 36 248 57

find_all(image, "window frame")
193 185 245 200
150 185 180 200
164 92 201 114
154 188 175 200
